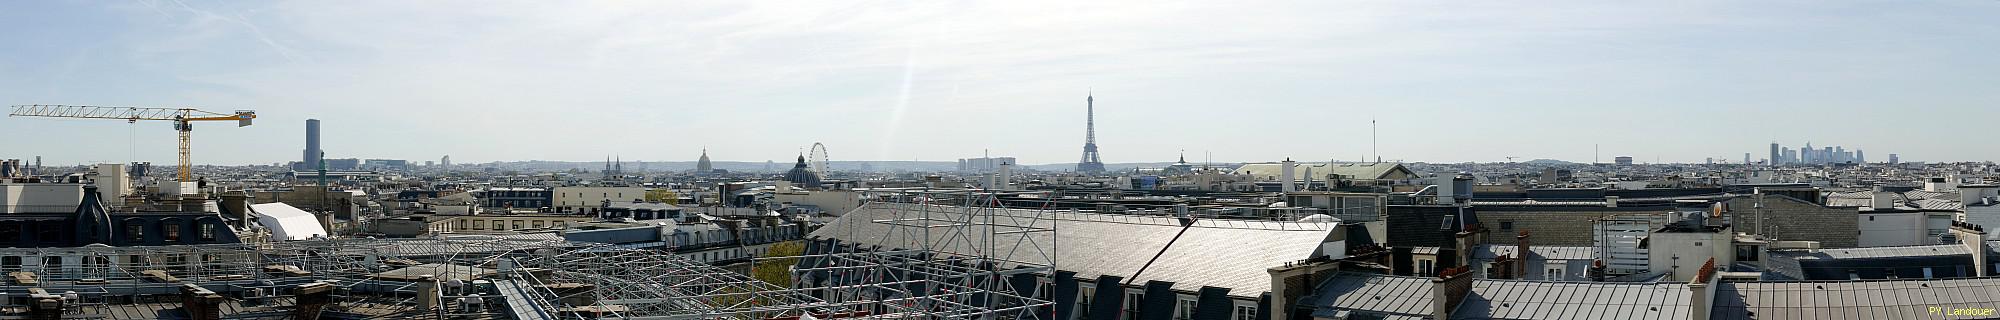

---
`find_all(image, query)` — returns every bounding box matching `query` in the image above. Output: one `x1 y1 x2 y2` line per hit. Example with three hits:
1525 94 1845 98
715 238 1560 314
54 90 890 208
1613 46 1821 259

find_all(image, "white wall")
551 186 646 213
0 183 84 213
774 190 866 216
1647 229 1734 282
1858 212 1928 247
89 163 130 205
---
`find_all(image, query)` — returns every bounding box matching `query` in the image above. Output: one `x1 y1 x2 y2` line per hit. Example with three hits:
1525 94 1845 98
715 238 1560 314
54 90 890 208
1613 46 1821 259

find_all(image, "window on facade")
0 225 19 245
1499 220 1514 230
199 223 216 241
0 256 18 271
1124 292 1143 320
533 220 545 228
512 220 525 229
1419 259 1434 276
126 222 145 242
1546 268 1563 280
1925 267 1936 279
1036 281 1053 300
475 220 488 230
1176 298 1197 320
1441 215 1456 230
36 224 60 244
163 223 182 242
1076 287 1094 320
1234 306 1257 320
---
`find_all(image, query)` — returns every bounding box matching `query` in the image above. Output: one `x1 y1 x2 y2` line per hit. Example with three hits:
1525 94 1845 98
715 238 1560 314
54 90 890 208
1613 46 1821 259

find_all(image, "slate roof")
1762 245 1979 280
1911 198 1964 211
1712 278 2000 320
1305 273 1436 320
1472 245 1598 261
810 203 1336 297
1306 273 1693 320
1811 245 1971 259
1455 280 1693 320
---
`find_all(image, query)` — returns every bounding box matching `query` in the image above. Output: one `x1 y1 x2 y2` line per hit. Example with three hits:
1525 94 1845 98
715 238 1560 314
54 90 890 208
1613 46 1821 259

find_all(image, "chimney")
1588 259 1607 281
1688 258 1720 320
1873 191 1895 210
1430 266 1476 319
180 284 224 320
1516 231 1530 279
1952 222 1988 277
28 291 63 320
293 282 334 320
415 275 441 311
220 191 250 228
998 162 1013 191
1280 158 1297 193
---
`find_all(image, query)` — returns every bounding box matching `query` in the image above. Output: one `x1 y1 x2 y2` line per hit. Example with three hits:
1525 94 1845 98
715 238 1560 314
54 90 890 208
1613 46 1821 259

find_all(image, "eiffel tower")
1076 91 1106 173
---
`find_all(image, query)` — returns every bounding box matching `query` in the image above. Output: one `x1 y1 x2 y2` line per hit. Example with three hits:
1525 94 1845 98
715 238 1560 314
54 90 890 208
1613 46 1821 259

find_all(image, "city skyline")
5 1 1999 165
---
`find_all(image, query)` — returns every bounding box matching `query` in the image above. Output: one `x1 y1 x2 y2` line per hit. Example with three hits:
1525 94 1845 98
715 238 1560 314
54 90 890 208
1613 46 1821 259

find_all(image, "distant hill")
1522 159 1577 165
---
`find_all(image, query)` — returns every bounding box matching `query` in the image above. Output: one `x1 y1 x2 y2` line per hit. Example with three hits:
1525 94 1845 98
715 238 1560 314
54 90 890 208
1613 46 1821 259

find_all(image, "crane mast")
9 105 256 182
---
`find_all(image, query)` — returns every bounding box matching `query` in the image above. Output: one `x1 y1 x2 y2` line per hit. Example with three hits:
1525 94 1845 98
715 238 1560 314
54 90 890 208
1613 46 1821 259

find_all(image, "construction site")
0 189 1059 320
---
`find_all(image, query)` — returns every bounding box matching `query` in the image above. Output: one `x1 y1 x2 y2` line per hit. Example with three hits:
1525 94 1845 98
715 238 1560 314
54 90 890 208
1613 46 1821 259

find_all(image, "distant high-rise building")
1614 156 1634 165
1769 143 1781 166
1856 150 1865 163
1889 154 1900 164
1076 92 1105 173
441 155 451 167
1743 153 1750 166
301 119 321 171
1802 142 1814 164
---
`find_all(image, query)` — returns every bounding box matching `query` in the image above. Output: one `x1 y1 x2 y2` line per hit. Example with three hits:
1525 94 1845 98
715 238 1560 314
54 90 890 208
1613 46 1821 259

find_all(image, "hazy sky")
4 1 1997 166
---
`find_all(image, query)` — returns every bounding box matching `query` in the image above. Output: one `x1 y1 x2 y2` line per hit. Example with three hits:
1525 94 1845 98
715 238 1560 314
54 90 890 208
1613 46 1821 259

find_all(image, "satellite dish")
809 143 830 176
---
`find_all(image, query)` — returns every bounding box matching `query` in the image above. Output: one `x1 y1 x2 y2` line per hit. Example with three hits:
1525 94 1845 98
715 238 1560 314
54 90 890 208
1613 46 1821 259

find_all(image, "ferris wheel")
808 142 830 176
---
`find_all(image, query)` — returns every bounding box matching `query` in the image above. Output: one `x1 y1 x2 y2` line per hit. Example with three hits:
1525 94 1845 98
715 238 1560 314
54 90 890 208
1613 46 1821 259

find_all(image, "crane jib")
7 104 258 182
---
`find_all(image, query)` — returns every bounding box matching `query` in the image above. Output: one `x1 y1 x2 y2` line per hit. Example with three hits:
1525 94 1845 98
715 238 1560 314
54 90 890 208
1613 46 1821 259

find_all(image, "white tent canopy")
251 202 328 241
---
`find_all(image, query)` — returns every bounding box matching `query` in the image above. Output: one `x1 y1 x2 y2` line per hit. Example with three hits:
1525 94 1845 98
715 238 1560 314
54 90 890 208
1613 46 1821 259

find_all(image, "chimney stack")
1516 231 1530 279
221 190 250 228
1430 266 1476 319
181 284 224 320
998 161 1013 191
1280 158 1297 193
293 282 334 320
1873 191 1896 210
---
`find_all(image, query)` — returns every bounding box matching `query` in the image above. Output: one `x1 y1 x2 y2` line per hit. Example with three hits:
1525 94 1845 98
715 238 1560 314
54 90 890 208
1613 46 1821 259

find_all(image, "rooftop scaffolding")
0 191 1058 319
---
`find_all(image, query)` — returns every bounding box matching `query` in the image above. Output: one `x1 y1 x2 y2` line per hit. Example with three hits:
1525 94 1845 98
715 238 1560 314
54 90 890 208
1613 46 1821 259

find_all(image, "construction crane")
8 105 256 182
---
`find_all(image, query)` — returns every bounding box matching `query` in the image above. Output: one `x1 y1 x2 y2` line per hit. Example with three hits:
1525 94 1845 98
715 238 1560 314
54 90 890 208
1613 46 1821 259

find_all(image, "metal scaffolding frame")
785 189 1061 320
0 191 1058 319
